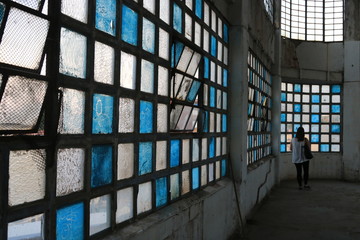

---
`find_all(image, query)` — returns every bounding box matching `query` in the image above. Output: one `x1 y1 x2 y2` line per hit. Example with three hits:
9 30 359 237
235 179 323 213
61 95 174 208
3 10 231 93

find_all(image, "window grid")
281 0 343 42
247 51 272 165
280 82 342 153
0 0 229 239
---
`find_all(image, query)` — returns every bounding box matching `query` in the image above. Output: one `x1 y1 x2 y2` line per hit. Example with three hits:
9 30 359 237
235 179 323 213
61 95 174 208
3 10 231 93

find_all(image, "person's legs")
294 163 302 188
303 161 310 187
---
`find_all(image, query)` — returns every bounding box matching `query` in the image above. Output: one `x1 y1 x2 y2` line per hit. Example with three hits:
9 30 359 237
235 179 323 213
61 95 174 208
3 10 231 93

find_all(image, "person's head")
296 127 305 141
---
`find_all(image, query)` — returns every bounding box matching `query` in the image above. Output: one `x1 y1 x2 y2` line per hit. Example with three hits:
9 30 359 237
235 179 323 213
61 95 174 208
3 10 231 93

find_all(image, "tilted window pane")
56 203 84 240
61 0 88 23
95 0 116 36
90 195 111 235
185 108 199 130
173 3 182 33
0 8 49 69
13 0 42 10
8 214 44 240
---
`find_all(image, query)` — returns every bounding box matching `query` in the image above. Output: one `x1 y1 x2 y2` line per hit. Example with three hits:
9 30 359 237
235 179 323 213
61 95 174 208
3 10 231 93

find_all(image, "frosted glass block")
56 148 84 196
94 42 114 85
157 104 168 132
294 94 301 102
321 105 330 113
287 93 293 102
120 51 136 89
156 177 167 207
185 13 192 40
173 3 182 33
195 22 201 46
0 76 47 131
209 112 215 132
0 8 49 69
311 144 319 152
159 0 170 24
224 23 228 43
287 83 293 92
210 86 215 107
287 114 293 122
116 187 133 223
137 181 152 214
311 124 319 132
158 66 169 96
218 18 223 37
210 61 216 82
321 125 330 133
204 3 209 25
281 134 286 142
203 84 208 106
203 29 209 52
211 10 216 32
141 59 154 93
182 139 190 164
223 92 228 110
186 0 192 9
57 203 84 240
144 0 155 14
302 114 310 122
216 161 220 179
303 104 310 113
192 167 200 189
217 89 222 109
281 103 286 112
281 123 286 132
159 28 169 60
90 195 111 235
140 100 153 133
139 142 153 175
119 98 135 133
122 5 138 45
91 145 112 187
9 150 46 206
321 134 329 142
209 163 214 182
303 95 310 103
193 138 199 162
92 94 113 134
311 105 320 113
331 144 340 152
321 95 330 103
59 89 84 134
287 104 293 112
61 0 88 22
216 137 221 156
294 84 301 92
312 85 320 93
320 144 330 152
331 135 340 143
332 95 340 103
217 41 222 61
332 115 341 123
142 18 155 54
156 141 167 170
303 84 310 93
201 165 207 186
216 113 221 132
95 0 116 35
8 214 44 240
222 137 227 155
170 174 180 200
322 85 330 93
202 138 207 160
287 124 292 132
217 65 222 85
182 170 190 194
118 143 134 180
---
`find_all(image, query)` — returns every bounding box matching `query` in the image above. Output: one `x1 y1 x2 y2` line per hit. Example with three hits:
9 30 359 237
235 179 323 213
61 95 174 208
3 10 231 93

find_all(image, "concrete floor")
242 180 360 240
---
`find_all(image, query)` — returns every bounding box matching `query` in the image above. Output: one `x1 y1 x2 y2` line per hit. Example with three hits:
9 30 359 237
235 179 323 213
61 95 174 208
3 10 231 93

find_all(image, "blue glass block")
209 137 215 158
222 114 227 132
195 0 202 19
192 167 199 190
223 23 228 43
311 114 320 123
173 3 182 33
91 145 113 188
170 140 180 168
294 84 301 92
96 0 116 36
92 94 114 134
122 5 138 45
311 134 319 143
294 104 301 112
320 144 330 152
223 69 228 87
221 159 226 177
312 95 320 103
56 202 84 240
0 3 5 26
280 144 286 153
210 35 217 57
332 85 341 93
187 81 201 102
281 93 287 102
332 105 341 113
142 18 155 54
140 100 153 133
171 42 184 68
156 177 167 207
203 111 209 132
294 124 301 132
204 56 209 78
331 124 341 133
139 142 153 175
281 113 286 122
210 87 215 107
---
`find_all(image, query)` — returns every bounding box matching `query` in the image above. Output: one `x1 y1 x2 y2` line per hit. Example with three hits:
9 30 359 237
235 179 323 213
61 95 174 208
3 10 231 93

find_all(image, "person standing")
290 127 311 190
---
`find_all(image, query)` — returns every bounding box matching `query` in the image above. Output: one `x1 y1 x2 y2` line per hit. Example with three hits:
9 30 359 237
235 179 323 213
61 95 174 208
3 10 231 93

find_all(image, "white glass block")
193 139 199 162
209 163 214 182
321 105 330 113
158 66 169 96
303 124 310 133
332 115 341 123
90 194 111 235
210 112 215 132
186 0 192 9
331 134 340 143
322 85 330 93
156 141 167 170
281 82 286 91
159 0 170 24
216 161 220 179
218 18 223 38
56 148 85 196
201 165 207 186
202 138 207 160
116 187 134 223
9 150 46 206
281 103 286 111
321 125 330 132
195 22 201 46
137 182 152 214
61 0 88 22
302 114 310 122
281 124 286 132
224 47 228 65
157 104 168 132
170 174 180 200
210 61 216 82
120 51 136 90
0 8 49 69
223 92 228 110
60 28 87 78
217 41 222 61
217 65 222 85
294 114 301 122
287 114 293 122
321 95 330 103
118 143 134 180
287 103 293 112
217 89 222 109
281 134 286 142
294 94 301 102
141 59 154 93
60 88 85 134
321 134 330 142
204 3 210 25
332 95 340 103
144 0 155 14
331 144 340 152
119 98 135 133
203 84 208 106
203 29 209 52
287 83 293 92
303 104 310 113
182 139 190 164
303 84 310 93
287 93 293 102
311 124 319 132
42 0 48 14
211 10 216 32
312 85 320 93
222 137 227 155
159 28 169 60
8 214 44 240
303 95 310 103
216 113 221 132
216 137 221 156
94 41 114 85
185 14 192 40
182 170 190 194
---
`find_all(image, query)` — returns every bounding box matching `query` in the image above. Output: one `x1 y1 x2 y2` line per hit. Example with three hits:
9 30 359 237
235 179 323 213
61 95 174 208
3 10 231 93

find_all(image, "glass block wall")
280 82 342 153
247 51 272 165
0 0 229 239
